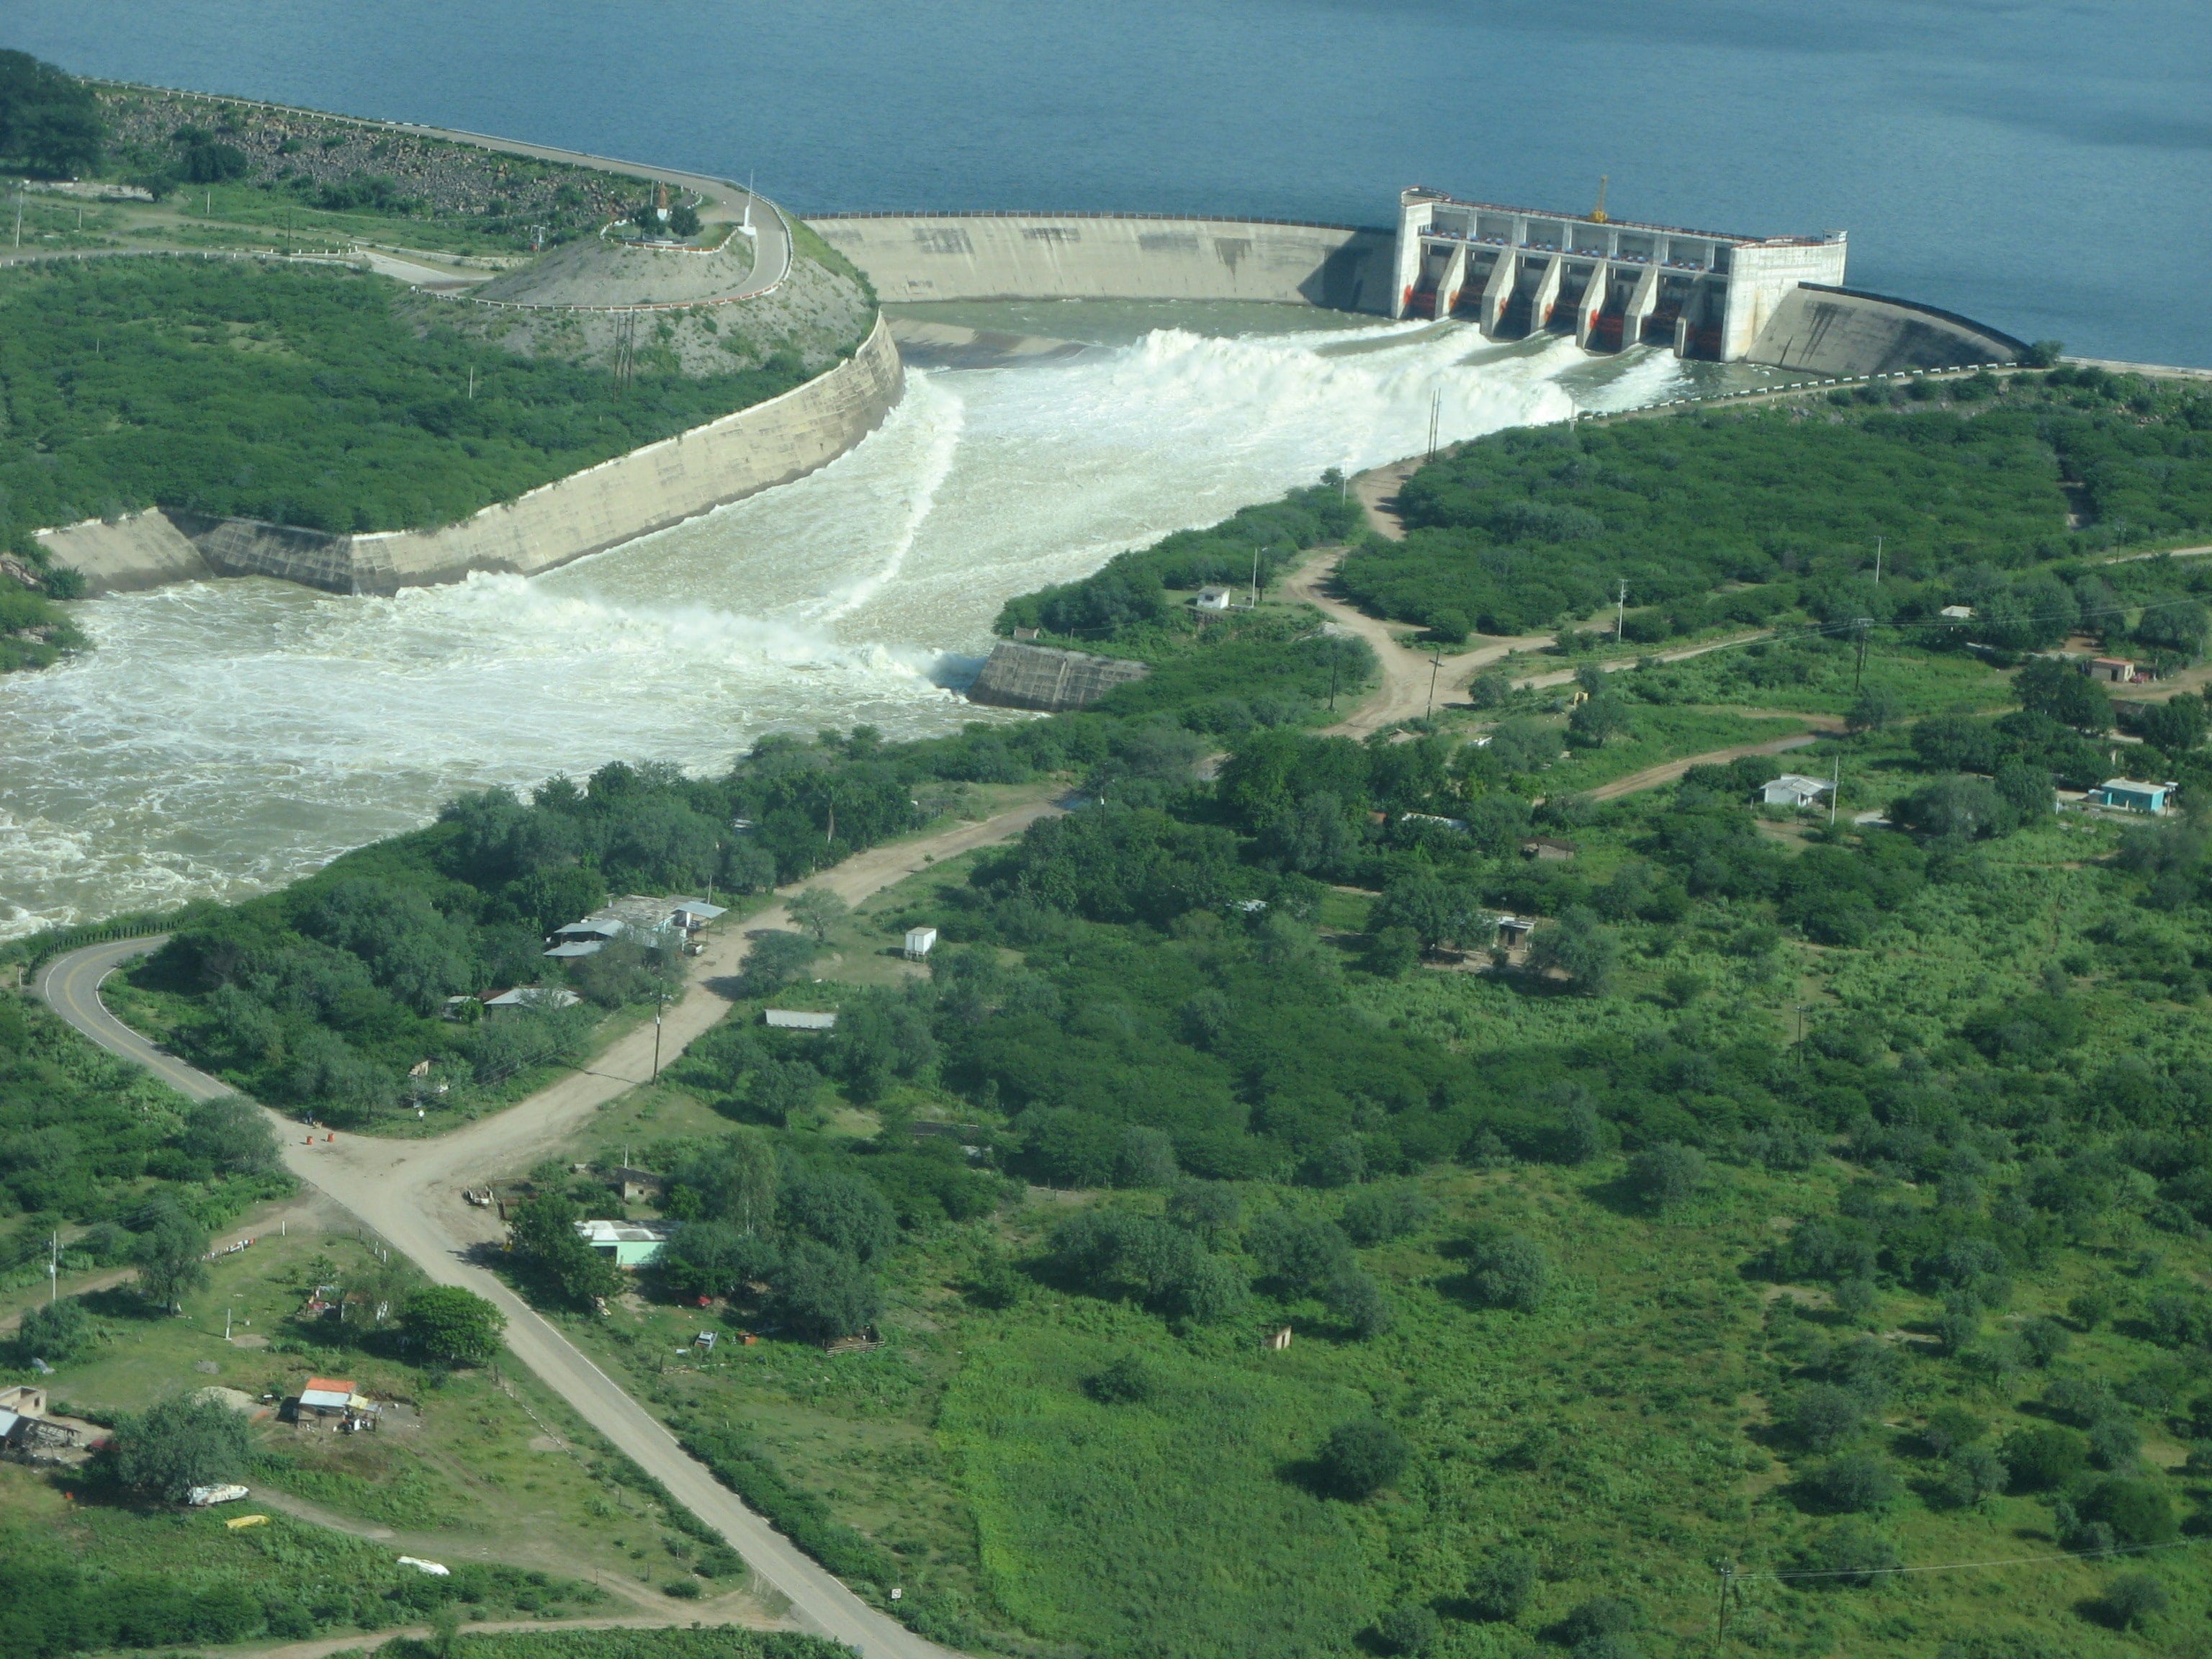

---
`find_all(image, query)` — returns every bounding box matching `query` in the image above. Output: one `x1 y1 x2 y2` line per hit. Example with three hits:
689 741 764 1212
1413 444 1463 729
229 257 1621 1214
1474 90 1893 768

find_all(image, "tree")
1806 1452 1898 1512
1626 1142 1706 1212
787 887 849 944
2136 692 2208 753
1316 1419 1409 1499
781 1164 896 1261
401 1285 506 1366
1936 1443 2008 1509
1370 876 1476 953
107 1393 254 1502
2101 1573 2170 1632
1467 1548 1536 1621
742 929 817 994
1166 1180 1241 1241
0 53 107 176
181 1095 282 1176
1341 1183 1433 1245
2025 340 2064 368
679 1128 781 1234
1894 775 2015 840
1845 686 1898 733
2002 1424 2087 1491
2013 657 2111 733
1786 1383 1863 1452
508 1191 621 1308
135 1200 210 1312
1465 1226 1552 1311
1528 907 1616 994
1323 1267 1391 1337
667 203 702 238
15 1295 92 1362
1360 924 1421 979
1375 1603 1439 1656
768 1238 881 1341
657 1219 780 1300
1086 1355 1158 1403
1567 696 1632 747
1799 1520 1897 1586
1113 1125 1178 1189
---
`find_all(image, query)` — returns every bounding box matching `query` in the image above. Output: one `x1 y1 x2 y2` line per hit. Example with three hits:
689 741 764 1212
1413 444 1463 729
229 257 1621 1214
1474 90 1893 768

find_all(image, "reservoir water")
0 316 1687 937
11 0 2210 367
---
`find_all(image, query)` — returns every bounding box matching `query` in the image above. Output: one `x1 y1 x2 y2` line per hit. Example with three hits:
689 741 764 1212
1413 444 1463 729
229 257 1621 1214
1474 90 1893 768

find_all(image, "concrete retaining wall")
43 315 904 595
33 509 210 593
808 214 1395 313
966 642 1150 711
1747 284 2026 375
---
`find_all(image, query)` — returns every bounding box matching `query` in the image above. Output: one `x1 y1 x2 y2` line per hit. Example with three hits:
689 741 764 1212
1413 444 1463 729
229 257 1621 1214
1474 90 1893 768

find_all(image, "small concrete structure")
765 1009 837 1030
1762 773 1833 810
1520 836 1577 862
966 641 1151 712
608 1166 666 1202
2087 778 2176 814
1194 586 1234 613
1264 1326 1294 1352
1940 605 1975 621
2085 657 2146 685
1402 812 1470 834
904 926 939 961
575 1218 673 1267
668 897 727 931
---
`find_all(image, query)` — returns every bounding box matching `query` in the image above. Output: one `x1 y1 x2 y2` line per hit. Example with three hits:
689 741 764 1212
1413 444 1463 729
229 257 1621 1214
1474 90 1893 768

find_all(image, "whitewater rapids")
0 315 1690 937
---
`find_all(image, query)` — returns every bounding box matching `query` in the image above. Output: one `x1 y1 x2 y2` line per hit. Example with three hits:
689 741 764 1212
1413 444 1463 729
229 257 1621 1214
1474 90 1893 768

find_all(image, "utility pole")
1872 536 1883 585
1616 579 1629 642
12 186 22 248
1426 390 1441 459
1715 1562 1736 1650
1427 645 1443 719
652 993 666 1082
1829 755 1840 829
1249 545 1259 608
48 1231 58 1304
467 366 475 400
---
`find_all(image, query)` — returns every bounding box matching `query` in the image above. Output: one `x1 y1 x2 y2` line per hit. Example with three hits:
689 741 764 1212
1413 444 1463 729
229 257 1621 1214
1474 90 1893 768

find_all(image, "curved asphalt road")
35 798 1067 1659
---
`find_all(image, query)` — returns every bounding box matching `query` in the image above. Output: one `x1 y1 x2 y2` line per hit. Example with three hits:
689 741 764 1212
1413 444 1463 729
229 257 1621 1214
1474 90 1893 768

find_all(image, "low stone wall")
966 642 1150 711
809 213 1394 313
43 315 904 595
1746 284 2026 375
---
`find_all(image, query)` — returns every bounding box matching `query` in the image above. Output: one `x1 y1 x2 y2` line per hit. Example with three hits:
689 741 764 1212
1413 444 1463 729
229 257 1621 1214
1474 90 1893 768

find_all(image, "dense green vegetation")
1343 367 2212 639
0 258 816 550
0 988 287 1316
377 1634 850 1659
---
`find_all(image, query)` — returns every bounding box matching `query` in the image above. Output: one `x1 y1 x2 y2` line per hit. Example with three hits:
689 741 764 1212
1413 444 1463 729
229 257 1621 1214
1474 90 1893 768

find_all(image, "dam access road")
36 795 1074 1659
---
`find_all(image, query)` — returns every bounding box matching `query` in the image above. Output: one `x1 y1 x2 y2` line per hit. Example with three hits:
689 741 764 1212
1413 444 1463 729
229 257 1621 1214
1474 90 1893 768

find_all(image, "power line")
1735 1534 2205 1584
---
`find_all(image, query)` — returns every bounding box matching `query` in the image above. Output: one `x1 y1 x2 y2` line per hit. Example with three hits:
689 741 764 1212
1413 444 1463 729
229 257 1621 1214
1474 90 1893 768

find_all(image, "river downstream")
0 308 1724 938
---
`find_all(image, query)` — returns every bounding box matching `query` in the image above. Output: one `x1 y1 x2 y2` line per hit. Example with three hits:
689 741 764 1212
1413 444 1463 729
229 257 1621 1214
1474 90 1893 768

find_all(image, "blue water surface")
11 0 2209 364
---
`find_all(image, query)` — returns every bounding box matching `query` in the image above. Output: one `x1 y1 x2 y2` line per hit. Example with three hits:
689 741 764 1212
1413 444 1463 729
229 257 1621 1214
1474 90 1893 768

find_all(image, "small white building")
765 1009 837 1030
574 1218 674 1267
1939 604 1974 621
668 897 727 931
1761 773 1833 810
904 926 939 961
1194 586 1234 612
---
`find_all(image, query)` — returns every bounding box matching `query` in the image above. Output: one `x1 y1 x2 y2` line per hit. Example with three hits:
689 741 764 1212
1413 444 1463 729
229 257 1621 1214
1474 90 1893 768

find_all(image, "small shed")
542 940 606 961
1493 914 1536 948
2087 778 2176 814
904 926 939 961
765 1009 837 1030
1264 1326 1293 1352
574 1219 673 1267
1761 773 1832 810
1938 604 1974 621
1519 836 1577 862
1402 811 1470 834
295 1377 355 1424
1194 586 1234 613
549 917 624 945
2085 657 2145 685
608 1166 665 1202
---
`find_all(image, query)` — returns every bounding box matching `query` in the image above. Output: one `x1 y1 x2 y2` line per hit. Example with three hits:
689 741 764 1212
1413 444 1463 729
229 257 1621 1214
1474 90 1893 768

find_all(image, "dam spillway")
809 187 2028 377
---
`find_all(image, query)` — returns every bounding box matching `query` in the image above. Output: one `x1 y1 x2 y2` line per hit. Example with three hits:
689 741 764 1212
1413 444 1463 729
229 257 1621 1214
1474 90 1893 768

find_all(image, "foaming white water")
0 315 1683 935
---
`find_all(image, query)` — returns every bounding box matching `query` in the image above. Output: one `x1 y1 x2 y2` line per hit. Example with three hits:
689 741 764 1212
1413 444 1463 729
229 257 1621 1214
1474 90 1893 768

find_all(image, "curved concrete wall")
47 315 904 595
1747 284 2026 374
808 213 1394 313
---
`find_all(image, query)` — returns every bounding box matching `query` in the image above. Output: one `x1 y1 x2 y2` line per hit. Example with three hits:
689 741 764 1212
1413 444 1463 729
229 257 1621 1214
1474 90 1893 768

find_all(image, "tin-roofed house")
574 1218 674 1268
2087 778 2177 815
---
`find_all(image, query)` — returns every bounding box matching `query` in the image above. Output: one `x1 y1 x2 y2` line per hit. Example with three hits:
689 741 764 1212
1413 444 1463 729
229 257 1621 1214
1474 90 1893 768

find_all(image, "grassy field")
13 1196 775 1621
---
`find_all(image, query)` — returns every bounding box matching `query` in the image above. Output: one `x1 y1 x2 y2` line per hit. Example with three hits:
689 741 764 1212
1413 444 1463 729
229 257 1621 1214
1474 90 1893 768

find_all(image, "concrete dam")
810 186 2026 374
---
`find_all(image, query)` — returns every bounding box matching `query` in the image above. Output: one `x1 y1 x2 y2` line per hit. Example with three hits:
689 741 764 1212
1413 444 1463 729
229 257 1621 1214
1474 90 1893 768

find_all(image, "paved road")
36 797 1066 1659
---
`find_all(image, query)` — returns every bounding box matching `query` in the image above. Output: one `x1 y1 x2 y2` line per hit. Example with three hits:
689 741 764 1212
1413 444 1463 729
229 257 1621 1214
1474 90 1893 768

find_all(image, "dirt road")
36 796 1067 1659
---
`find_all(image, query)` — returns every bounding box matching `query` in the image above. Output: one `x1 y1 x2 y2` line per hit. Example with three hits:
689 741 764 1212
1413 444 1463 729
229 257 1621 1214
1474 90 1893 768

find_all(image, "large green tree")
108 1394 254 1502
401 1285 507 1366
